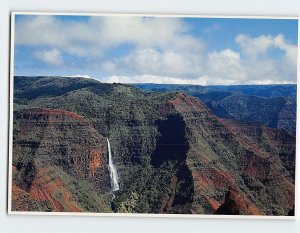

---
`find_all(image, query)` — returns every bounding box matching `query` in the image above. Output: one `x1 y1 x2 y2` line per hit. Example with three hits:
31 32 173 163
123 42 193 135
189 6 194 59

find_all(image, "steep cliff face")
221 120 296 179
12 76 296 215
163 93 295 215
12 108 112 212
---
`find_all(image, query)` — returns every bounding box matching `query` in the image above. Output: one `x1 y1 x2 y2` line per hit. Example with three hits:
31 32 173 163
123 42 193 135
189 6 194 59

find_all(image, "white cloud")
236 34 297 84
236 34 274 58
273 34 298 66
96 17 202 52
99 32 297 85
206 49 247 84
16 16 101 57
101 48 204 77
16 16 203 57
103 72 294 86
236 34 297 63
64 74 93 79
103 74 209 85
101 36 297 85
34 49 64 66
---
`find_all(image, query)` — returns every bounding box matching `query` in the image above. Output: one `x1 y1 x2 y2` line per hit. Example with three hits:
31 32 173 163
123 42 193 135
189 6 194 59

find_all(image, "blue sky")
14 15 298 85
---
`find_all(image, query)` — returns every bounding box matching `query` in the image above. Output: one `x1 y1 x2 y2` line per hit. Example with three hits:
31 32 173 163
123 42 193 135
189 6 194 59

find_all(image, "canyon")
11 76 296 215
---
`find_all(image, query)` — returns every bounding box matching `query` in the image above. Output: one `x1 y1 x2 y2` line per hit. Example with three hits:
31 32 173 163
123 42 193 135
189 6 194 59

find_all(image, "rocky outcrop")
215 187 263 215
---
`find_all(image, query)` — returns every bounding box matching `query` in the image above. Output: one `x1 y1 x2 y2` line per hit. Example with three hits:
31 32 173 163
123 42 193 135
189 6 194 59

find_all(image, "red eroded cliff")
163 93 295 215
12 108 110 212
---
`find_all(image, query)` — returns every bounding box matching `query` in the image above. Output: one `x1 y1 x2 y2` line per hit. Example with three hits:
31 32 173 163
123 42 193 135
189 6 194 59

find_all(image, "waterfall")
107 138 120 192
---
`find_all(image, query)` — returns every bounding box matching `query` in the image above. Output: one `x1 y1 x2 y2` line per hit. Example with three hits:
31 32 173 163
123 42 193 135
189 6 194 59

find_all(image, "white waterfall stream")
107 139 120 192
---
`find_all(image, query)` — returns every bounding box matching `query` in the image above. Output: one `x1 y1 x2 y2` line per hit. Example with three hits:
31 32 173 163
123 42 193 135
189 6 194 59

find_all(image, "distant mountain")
134 83 296 135
11 76 295 215
134 83 296 98
207 84 296 98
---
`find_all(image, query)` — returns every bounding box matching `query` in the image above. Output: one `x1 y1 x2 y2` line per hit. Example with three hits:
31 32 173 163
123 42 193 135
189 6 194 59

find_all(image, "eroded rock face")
164 93 295 215
12 108 111 212
11 184 39 211
221 120 296 179
215 187 263 215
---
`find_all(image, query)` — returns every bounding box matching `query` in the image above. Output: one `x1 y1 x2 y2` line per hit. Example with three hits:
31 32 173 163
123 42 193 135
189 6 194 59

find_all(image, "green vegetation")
12 76 296 215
